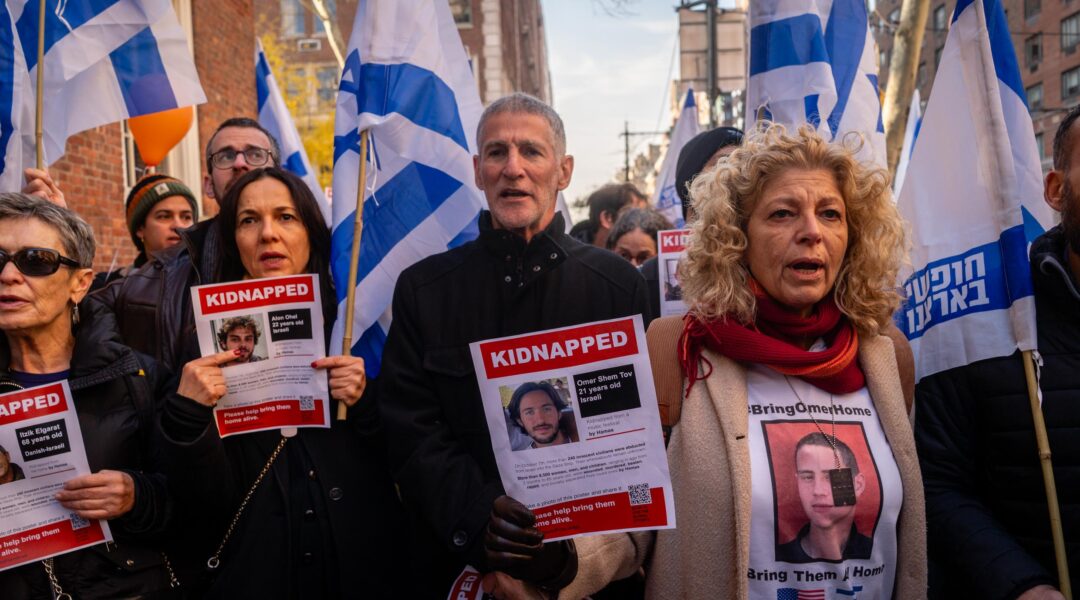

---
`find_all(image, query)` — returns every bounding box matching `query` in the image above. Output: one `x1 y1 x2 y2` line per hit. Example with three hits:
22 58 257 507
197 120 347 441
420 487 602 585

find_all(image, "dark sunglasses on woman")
0 248 80 276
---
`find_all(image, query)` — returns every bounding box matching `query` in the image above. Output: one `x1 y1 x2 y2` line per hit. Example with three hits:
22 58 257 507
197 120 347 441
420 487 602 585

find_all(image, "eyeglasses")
209 147 272 170
0 248 80 277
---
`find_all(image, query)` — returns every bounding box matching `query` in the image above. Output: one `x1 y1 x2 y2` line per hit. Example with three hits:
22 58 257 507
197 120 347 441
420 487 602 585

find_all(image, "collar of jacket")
0 300 141 391
1032 225 1080 302
478 210 569 261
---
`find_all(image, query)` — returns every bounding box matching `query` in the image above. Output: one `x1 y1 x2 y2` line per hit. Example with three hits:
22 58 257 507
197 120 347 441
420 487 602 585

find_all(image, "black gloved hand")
484 495 577 589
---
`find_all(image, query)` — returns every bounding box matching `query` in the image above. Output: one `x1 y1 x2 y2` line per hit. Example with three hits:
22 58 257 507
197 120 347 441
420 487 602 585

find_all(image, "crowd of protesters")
0 92 1076 600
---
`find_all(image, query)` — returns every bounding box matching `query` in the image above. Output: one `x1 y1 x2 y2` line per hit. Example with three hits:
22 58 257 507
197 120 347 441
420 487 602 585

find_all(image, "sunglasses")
0 248 80 277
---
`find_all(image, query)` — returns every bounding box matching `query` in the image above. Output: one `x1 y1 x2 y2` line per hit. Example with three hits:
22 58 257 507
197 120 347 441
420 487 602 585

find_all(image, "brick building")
254 0 552 109
873 0 1080 171
49 0 256 272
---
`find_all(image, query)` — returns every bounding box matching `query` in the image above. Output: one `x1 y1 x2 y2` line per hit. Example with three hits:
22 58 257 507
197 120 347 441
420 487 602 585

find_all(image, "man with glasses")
91 118 280 370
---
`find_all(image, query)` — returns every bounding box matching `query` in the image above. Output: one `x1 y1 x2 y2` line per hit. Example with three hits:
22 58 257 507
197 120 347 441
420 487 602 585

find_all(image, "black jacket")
915 225 1080 599
379 212 652 596
91 220 222 372
0 301 174 599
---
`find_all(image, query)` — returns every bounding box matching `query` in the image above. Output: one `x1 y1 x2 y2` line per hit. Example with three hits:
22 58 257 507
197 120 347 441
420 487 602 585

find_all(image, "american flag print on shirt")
777 588 826 600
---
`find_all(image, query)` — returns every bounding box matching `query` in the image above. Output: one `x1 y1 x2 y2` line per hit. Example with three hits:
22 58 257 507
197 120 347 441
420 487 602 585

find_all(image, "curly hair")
680 123 906 336
217 316 260 350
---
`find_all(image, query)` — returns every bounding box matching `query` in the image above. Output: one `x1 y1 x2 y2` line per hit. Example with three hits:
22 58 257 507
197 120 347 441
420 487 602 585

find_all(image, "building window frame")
933 5 947 31
1063 66 1080 100
1062 12 1080 53
1025 33 1042 70
1027 83 1044 110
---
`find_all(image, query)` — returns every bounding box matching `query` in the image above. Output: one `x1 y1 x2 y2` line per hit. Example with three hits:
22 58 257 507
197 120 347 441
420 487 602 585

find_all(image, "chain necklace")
783 376 857 506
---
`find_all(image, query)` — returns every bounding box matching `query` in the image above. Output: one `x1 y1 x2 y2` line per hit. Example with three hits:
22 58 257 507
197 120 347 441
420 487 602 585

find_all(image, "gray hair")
0 193 95 267
477 92 567 155
606 208 673 250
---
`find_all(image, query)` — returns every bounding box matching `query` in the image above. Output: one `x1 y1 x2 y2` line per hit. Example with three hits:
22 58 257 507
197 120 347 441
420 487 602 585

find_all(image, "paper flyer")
0 382 112 572
191 274 330 437
470 315 675 543
657 228 689 316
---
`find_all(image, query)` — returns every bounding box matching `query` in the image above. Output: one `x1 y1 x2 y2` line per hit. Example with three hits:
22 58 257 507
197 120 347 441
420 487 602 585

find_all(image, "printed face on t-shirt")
795 443 865 531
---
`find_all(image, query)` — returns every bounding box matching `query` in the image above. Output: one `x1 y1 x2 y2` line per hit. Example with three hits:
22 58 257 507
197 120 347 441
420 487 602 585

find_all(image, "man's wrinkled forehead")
477 110 564 155
207 126 272 155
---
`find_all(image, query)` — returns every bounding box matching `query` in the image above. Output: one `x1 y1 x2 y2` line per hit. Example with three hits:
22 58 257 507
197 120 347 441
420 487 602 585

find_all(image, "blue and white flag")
330 0 485 376
652 89 699 227
746 0 885 165
255 39 329 223
892 88 921 197
0 3 28 192
896 0 1053 380
0 0 205 185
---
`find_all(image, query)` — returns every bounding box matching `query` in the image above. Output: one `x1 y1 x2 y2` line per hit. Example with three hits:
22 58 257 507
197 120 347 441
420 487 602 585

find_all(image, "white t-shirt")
746 364 903 600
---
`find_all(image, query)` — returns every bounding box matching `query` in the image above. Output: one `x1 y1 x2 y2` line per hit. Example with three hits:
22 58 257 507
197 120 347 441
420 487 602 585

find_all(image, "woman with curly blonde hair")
501 125 928 600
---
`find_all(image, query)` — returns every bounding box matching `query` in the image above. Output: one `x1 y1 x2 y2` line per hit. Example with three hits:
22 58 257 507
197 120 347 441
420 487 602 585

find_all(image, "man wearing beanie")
92 173 198 290
641 126 743 317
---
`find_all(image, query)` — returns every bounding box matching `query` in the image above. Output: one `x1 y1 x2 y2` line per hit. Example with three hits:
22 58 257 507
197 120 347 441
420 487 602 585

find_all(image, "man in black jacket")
915 106 1080 600
379 93 651 597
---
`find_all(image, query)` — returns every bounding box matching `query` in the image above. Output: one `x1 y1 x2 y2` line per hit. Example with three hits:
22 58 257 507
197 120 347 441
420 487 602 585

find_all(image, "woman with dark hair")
158 168 405 598
605 208 673 267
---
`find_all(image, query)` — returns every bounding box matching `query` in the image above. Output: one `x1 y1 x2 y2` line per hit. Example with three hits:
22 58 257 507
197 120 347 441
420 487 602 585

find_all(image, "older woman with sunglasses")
0 194 175 599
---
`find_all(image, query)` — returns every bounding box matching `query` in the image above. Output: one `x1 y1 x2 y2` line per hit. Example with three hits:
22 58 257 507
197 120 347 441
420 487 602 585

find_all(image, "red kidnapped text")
481 318 638 378
199 275 314 315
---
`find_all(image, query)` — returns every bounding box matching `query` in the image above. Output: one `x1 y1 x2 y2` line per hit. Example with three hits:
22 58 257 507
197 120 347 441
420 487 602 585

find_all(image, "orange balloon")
128 106 194 167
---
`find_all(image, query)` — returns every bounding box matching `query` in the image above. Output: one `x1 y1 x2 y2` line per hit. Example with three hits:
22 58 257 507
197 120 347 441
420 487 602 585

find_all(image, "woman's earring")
71 303 80 326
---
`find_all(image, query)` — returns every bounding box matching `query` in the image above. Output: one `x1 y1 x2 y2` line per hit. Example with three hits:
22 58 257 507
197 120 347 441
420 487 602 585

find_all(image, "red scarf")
678 283 864 395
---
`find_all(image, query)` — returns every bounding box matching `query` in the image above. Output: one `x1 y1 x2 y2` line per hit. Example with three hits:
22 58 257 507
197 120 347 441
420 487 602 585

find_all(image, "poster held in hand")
657 229 690 317
470 315 675 542
0 381 112 572
191 274 330 437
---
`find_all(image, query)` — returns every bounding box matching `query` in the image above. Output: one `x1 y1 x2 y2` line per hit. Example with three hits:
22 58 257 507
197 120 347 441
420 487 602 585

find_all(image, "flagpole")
34 0 45 169
336 128 370 421
1023 350 1072 598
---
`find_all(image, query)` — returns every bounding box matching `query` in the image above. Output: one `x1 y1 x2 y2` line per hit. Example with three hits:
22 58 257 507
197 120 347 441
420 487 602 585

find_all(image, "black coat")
0 301 174 599
378 212 652 597
915 225 1080 599
158 330 407 600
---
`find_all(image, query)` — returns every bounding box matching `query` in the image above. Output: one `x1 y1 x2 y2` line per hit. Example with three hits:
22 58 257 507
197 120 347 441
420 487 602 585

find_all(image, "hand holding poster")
0 382 111 572
191 274 330 437
470 316 675 542
657 229 689 316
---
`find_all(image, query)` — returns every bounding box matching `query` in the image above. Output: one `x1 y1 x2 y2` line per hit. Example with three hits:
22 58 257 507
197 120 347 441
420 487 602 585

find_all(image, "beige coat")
560 333 927 599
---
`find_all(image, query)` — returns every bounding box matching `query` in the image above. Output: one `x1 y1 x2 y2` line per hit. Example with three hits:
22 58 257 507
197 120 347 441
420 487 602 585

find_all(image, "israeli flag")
746 0 885 165
0 3 27 191
652 89 699 227
330 0 485 376
896 0 1053 381
892 88 921 197
0 0 204 182
255 39 329 224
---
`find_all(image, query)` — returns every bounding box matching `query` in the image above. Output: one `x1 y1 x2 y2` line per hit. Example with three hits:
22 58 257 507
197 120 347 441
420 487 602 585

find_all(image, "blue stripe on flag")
897 223 1033 339
330 161 463 303
953 0 1025 103
283 151 308 177
109 27 176 115
18 0 121 71
354 322 387 378
804 94 821 128
749 14 828 76
256 50 271 112
867 74 885 133
338 50 469 152
0 2 15 179
448 214 479 249
824 0 868 137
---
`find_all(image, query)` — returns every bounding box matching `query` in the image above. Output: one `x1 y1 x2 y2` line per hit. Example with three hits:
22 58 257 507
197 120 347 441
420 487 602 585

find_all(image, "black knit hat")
125 174 199 251
674 127 744 220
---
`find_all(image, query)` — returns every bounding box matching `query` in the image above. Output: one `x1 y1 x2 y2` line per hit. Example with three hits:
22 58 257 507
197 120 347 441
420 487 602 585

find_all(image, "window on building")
934 46 943 69
450 0 473 26
280 0 305 37
1063 66 1080 99
888 8 900 24
317 66 338 104
1025 0 1040 20
1063 13 1080 53
315 0 337 36
1027 83 1044 110
1035 132 1046 161
933 5 947 31
1024 34 1042 69
916 61 927 88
